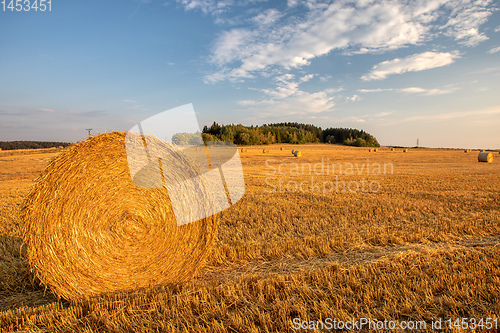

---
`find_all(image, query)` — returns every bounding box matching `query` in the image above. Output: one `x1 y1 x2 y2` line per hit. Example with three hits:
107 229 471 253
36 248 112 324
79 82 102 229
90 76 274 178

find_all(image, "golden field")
0 145 499 332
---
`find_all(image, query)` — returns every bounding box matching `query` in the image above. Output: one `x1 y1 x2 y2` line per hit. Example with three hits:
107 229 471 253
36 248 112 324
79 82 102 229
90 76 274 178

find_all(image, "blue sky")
0 0 499 148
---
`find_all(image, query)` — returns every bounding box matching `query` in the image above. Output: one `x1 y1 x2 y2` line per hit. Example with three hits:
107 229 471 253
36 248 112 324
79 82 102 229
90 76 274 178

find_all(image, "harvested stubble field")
0 144 499 332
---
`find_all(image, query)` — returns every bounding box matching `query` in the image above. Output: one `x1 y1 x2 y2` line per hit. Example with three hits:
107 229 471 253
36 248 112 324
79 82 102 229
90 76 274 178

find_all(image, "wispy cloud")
468 66 500 75
203 0 494 83
383 106 500 126
358 85 457 95
123 99 137 103
488 46 500 54
361 51 460 81
39 108 55 112
399 86 457 95
237 74 337 117
175 0 233 16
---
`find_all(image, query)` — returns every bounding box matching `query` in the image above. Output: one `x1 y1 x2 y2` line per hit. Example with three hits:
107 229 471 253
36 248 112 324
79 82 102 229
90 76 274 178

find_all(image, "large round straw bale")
262 148 269 153
241 148 247 153
373 148 378 152
22 132 217 300
291 149 296 155
280 147 283 151
478 152 493 163
403 149 409 153
391 148 395 151
293 150 302 157
368 148 372 152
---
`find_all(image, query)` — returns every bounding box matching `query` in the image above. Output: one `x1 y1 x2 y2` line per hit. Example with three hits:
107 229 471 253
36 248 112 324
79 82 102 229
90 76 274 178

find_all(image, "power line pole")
86 128 92 138
417 138 419 148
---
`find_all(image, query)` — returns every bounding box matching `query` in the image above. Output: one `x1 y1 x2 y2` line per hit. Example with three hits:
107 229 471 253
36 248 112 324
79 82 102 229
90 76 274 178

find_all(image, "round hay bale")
294 150 302 157
368 148 372 152
391 148 395 151
291 149 296 155
373 148 378 152
22 132 217 300
240 148 247 153
262 148 269 153
280 147 283 151
403 149 409 153
478 152 493 163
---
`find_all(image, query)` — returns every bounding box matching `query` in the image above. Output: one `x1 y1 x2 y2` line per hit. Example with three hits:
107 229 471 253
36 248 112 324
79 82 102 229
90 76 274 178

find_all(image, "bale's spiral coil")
22 132 217 300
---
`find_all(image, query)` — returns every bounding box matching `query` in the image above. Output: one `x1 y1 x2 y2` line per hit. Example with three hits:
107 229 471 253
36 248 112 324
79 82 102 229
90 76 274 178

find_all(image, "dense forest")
0 141 71 151
202 122 380 147
0 123 380 150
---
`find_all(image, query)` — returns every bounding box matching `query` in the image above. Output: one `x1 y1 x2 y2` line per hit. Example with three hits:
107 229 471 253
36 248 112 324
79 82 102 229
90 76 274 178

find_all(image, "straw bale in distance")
403 149 409 153
22 132 217 300
478 152 493 163
241 148 247 153
293 150 302 157
263 148 269 153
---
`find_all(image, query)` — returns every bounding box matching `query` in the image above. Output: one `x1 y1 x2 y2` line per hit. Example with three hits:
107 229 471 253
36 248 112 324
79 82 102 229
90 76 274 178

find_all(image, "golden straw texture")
22 132 217 300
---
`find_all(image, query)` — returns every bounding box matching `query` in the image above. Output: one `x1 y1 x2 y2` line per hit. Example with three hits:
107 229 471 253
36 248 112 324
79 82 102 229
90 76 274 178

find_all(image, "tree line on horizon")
1 123 380 150
201 122 380 147
0 141 71 151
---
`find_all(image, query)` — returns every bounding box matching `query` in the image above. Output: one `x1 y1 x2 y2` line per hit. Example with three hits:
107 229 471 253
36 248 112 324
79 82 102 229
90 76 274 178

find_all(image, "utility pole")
417 138 419 148
86 129 92 138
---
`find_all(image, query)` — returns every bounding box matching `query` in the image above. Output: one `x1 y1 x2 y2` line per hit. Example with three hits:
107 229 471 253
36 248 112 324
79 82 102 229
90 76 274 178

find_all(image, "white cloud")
495 26 500 32
237 74 336 116
399 86 456 95
358 88 394 93
123 99 137 103
358 85 456 95
383 105 500 125
204 0 494 83
468 66 500 74
39 108 55 112
299 74 314 82
348 94 361 102
361 51 460 81
176 0 233 15
488 46 500 54
251 9 283 26
373 111 392 118
441 0 493 46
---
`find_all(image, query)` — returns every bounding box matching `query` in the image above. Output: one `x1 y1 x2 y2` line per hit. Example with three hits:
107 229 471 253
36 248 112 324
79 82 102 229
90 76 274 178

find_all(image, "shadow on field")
0 235 61 311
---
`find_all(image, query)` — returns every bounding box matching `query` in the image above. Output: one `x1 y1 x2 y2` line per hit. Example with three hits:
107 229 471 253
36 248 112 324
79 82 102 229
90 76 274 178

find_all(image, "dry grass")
0 143 499 332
